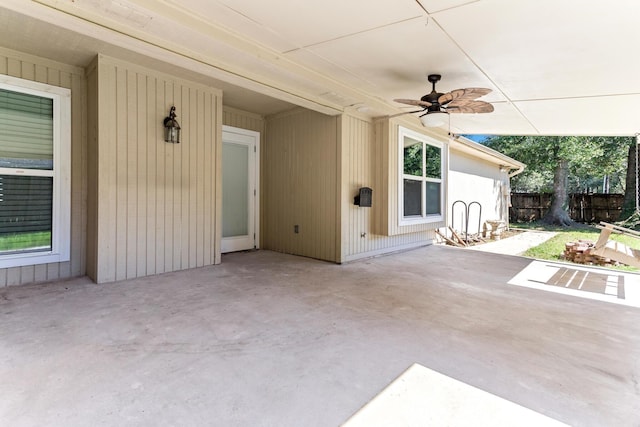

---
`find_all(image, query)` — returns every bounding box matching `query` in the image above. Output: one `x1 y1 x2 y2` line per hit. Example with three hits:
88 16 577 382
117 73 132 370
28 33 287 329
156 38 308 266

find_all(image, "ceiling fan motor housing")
422 73 445 112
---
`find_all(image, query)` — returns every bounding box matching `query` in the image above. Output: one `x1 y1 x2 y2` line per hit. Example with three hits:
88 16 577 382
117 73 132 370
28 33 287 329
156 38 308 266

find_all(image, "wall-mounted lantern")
354 187 372 207
163 106 181 143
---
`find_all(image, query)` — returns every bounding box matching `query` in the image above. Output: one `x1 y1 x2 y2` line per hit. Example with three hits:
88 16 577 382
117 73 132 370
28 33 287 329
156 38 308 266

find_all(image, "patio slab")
1 246 639 426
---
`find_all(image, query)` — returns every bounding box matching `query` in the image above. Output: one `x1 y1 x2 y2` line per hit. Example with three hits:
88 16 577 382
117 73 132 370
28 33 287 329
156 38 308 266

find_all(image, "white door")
221 126 259 253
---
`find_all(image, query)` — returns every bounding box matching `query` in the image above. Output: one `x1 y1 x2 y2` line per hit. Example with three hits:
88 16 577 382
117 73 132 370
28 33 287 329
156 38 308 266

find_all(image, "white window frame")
0 75 71 269
398 126 445 226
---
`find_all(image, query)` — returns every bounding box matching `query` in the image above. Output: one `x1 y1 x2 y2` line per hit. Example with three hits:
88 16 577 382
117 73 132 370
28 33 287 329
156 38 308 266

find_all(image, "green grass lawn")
0 231 51 252
513 222 640 271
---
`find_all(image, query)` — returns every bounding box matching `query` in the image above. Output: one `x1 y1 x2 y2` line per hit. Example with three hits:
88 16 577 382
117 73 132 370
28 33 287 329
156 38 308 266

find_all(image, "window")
0 75 70 268
398 126 444 225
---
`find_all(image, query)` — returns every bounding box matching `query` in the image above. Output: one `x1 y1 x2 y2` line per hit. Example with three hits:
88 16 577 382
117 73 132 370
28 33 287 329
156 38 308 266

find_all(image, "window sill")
398 214 444 227
0 251 69 269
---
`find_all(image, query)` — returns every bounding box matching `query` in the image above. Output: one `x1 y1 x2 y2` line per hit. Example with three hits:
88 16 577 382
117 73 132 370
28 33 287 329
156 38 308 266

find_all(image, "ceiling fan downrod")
423 74 444 112
428 74 441 91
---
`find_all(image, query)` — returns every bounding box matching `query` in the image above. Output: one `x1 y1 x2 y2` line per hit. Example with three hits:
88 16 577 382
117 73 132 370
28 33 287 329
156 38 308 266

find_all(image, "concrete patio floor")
1 246 639 426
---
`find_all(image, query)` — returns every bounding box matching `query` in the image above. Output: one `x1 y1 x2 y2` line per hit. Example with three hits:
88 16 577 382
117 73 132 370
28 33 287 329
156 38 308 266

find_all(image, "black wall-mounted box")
354 187 372 207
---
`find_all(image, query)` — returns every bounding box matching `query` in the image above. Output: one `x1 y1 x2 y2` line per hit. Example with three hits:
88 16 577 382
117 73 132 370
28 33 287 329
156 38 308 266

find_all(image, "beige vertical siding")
222 106 264 134
372 118 390 237
263 108 338 262
340 114 436 262
86 59 98 280
371 116 446 238
87 55 222 283
0 48 87 287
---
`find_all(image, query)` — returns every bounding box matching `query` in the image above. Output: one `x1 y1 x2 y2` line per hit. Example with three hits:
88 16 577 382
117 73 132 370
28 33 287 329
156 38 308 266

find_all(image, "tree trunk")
620 137 638 219
543 159 573 226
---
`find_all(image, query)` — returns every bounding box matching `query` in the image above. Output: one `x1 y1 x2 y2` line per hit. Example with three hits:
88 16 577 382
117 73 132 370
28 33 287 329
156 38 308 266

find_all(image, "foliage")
403 141 441 178
0 231 51 251
403 142 422 176
483 135 630 194
424 144 441 179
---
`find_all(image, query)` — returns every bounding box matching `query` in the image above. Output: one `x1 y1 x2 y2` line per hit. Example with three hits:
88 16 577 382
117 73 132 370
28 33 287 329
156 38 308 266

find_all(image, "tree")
548 158 571 226
483 135 629 226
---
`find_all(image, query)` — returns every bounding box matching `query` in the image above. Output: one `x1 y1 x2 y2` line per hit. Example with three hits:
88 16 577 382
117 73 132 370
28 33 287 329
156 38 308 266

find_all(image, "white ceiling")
2 0 640 136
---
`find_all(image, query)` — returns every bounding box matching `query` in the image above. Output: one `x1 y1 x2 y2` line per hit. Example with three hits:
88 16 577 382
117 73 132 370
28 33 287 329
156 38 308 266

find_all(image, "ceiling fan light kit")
420 111 448 127
394 74 493 127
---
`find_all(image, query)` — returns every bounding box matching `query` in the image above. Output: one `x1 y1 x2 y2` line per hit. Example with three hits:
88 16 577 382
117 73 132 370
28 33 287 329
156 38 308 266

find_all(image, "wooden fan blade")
394 98 432 108
438 88 492 105
447 100 494 114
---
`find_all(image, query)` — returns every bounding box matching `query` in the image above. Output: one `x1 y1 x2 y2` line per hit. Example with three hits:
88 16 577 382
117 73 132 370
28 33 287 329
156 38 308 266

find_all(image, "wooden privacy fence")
510 192 624 223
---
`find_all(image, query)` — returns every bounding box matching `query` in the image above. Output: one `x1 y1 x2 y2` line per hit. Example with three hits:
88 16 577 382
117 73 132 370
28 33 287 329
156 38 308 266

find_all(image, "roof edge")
450 135 525 172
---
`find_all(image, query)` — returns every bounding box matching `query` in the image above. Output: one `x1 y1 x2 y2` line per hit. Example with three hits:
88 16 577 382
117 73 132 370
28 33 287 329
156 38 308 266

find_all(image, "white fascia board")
450 135 525 172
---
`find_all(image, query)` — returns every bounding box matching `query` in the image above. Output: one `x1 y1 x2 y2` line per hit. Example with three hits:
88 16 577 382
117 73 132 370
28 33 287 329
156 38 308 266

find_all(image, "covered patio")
1 246 638 426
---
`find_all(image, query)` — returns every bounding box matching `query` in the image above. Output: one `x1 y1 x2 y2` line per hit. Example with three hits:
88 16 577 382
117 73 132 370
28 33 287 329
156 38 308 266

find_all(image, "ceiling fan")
393 74 494 127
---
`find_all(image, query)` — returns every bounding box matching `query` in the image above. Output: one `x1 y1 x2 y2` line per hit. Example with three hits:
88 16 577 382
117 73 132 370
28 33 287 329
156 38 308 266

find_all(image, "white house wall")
87 55 223 284
448 149 507 235
0 47 87 287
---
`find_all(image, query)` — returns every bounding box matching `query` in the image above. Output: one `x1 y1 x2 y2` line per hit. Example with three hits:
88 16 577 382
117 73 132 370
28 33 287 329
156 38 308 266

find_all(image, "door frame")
221 125 260 253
